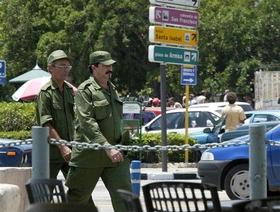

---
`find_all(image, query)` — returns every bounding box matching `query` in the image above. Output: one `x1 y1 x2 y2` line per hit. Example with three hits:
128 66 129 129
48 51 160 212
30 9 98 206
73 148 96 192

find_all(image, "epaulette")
78 78 93 90
40 81 52 91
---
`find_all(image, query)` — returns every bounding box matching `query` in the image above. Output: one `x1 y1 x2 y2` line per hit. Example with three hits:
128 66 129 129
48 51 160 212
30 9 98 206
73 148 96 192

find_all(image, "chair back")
142 181 222 212
117 189 143 212
232 198 280 212
25 178 67 203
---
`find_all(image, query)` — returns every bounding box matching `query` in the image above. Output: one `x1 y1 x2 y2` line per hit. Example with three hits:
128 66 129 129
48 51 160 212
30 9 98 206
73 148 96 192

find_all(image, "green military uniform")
66 76 131 212
36 79 75 179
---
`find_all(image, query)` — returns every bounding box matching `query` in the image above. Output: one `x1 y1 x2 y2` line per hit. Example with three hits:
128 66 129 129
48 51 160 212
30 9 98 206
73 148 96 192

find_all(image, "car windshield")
149 111 220 130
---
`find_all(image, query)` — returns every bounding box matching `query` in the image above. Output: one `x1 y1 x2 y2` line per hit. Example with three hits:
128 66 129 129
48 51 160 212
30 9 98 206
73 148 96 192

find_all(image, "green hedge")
0 102 35 138
128 133 198 163
0 102 198 162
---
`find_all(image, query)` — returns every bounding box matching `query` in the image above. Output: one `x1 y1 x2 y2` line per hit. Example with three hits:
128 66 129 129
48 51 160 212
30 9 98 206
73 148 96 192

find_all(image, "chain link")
48 138 250 152
2 138 280 151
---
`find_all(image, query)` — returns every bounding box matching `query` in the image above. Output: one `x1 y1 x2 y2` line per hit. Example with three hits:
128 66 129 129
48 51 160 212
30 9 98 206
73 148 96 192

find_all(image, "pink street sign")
149 6 199 28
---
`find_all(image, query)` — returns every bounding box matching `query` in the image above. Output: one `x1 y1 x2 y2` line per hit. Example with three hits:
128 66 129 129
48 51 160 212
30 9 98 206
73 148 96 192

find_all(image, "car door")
267 127 280 182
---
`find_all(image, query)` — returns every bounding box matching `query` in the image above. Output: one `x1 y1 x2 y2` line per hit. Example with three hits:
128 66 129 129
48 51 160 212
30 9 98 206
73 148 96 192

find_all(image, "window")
252 114 280 123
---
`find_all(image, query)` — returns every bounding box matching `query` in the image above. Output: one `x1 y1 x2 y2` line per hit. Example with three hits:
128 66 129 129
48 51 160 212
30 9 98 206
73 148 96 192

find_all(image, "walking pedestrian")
36 50 74 179
65 50 131 212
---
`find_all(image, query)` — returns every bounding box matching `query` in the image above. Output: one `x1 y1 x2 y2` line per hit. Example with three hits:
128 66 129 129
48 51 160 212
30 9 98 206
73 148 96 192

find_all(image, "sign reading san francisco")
149 26 198 47
149 6 199 28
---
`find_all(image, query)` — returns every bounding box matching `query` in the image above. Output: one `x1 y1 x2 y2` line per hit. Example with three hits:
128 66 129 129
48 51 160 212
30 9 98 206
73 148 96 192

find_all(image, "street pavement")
59 165 231 212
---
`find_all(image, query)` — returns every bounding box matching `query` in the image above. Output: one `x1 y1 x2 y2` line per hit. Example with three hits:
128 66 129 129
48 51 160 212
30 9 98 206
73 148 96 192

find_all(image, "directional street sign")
149 0 199 8
149 26 198 47
0 60 6 86
0 60 6 78
149 6 199 28
181 66 197 85
149 45 199 65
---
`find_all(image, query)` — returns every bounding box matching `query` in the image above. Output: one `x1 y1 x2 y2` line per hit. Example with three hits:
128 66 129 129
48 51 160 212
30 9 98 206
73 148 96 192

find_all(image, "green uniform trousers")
65 158 131 212
50 162 69 179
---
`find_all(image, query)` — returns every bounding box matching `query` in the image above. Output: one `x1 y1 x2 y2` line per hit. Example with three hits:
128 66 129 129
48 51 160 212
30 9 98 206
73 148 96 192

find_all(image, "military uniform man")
66 51 131 212
36 50 74 179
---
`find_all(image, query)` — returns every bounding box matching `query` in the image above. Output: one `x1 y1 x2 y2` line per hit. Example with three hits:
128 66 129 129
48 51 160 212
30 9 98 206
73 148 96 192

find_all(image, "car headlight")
201 151 214 160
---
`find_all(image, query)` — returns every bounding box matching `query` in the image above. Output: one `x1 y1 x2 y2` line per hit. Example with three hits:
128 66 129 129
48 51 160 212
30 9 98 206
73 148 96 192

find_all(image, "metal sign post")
160 64 168 172
149 0 199 170
184 85 189 162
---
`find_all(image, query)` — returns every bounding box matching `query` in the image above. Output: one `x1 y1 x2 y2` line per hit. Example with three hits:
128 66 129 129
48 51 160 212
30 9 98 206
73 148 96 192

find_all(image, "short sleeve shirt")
222 104 246 131
36 79 75 162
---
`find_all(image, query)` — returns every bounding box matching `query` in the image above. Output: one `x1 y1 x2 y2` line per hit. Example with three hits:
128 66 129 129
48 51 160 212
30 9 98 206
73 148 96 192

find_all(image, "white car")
189 102 253 114
142 108 221 135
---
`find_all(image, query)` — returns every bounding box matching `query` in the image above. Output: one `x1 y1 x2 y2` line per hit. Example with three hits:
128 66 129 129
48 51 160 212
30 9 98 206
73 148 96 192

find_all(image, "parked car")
142 108 221 137
244 110 280 124
0 138 32 167
123 110 157 125
198 124 280 200
189 102 253 114
221 110 280 142
123 107 174 126
192 110 280 144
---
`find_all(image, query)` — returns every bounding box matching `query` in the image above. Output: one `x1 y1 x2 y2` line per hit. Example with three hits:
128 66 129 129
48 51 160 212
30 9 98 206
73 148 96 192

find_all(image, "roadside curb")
141 172 198 180
135 162 199 180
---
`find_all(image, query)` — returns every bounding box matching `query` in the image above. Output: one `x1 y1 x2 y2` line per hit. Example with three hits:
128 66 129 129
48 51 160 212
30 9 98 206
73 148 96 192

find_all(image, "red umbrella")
12 77 77 101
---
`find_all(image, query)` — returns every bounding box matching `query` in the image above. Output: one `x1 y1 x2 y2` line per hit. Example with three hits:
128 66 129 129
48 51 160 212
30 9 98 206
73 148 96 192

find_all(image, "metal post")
32 126 49 179
184 85 189 162
130 160 141 196
160 64 168 172
249 124 267 199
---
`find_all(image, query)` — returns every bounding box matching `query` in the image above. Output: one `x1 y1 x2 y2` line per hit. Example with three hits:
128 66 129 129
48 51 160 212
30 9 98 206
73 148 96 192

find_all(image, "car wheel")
224 164 249 200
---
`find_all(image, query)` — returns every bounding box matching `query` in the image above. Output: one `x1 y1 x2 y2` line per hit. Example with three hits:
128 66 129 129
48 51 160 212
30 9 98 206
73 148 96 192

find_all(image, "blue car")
198 124 280 200
191 110 280 144
0 138 32 167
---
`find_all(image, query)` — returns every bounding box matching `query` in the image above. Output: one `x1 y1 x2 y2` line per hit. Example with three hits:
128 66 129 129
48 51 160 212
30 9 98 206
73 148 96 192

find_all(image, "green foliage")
197 0 280 96
0 0 279 101
0 102 36 131
0 130 31 139
128 133 197 163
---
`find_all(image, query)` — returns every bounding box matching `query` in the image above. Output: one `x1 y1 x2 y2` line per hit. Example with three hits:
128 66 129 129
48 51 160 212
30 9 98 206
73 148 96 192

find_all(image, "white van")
189 102 253 114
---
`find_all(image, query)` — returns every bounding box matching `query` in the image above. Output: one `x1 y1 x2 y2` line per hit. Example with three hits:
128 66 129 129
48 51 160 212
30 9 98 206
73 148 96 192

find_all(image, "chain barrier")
2 138 280 151
0 139 32 148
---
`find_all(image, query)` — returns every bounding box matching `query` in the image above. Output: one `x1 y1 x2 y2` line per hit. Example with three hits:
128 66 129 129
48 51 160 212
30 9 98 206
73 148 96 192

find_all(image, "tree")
0 0 279 101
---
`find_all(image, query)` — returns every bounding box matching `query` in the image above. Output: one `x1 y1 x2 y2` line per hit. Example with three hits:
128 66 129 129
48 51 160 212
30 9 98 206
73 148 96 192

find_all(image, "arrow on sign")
191 53 197 62
185 78 194 83
192 0 198 6
191 33 197 41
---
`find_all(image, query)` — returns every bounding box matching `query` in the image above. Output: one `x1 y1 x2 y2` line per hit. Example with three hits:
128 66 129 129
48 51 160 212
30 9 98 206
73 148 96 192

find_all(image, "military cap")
89 51 116 65
47 50 69 64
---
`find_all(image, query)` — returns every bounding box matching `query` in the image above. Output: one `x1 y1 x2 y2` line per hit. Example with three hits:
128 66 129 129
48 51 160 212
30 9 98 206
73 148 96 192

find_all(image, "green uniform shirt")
36 79 75 162
70 76 123 168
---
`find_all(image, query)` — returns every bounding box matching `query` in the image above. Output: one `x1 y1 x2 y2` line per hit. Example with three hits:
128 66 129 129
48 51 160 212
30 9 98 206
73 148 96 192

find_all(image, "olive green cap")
47 50 69 64
89 51 116 65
